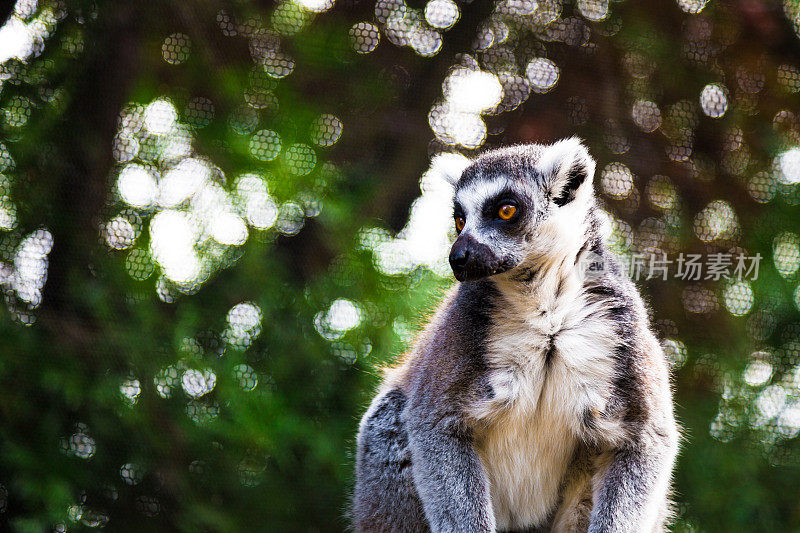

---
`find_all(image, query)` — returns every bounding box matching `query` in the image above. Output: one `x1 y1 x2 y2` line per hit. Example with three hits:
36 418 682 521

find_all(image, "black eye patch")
481 188 524 219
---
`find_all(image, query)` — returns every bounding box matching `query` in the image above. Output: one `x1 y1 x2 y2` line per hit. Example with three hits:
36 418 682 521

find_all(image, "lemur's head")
434 138 597 282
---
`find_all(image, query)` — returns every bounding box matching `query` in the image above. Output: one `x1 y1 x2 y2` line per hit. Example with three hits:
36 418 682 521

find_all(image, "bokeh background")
0 0 799 530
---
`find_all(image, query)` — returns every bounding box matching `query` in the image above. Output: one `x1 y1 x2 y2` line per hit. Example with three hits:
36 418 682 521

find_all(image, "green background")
0 0 799 530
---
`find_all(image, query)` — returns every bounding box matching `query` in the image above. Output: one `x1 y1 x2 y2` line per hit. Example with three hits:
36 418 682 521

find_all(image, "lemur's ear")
537 137 596 206
428 152 471 187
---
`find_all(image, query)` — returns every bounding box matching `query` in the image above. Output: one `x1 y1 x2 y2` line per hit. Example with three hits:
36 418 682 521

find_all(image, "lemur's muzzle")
449 234 508 282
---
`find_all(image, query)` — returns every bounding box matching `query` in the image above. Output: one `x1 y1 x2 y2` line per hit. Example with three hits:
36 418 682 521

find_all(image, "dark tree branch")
38 3 142 326
0 0 15 29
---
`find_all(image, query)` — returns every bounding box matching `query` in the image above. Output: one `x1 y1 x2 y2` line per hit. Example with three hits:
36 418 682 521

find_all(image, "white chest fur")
472 287 618 531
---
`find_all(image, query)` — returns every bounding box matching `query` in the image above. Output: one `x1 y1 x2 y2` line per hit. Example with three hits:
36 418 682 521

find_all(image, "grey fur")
353 139 679 533
353 389 428 532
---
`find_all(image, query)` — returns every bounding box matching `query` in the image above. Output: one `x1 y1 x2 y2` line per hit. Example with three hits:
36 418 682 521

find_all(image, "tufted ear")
428 152 472 188
536 137 596 207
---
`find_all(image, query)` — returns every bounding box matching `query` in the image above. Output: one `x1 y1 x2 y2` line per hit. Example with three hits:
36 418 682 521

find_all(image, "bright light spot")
0 17 35 63
272 2 308 34
410 26 443 57
773 232 800 279
15 0 39 19
149 210 200 284
103 216 137 250
66 432 96 460
263 51 295 78
186 401 219 425
600 162 634 199
120 463 142 485
113 133 140 163
120 377 141 404
158 158 212 207
0 196 17 230
161 33 191 65
228 302 263 332
117 164 158 208
429 105 488 149
646 175 678 210
603 213 633 254
744 358 773 387
446 69 503 114
681 284 719 314
694 200 737 242
577 0 609 21
310 114 343 147
425 0 460 29
370 154 464 276
276 202 305 235
677 0 709 14
778 148 800 184
250 129 282 161
0 143 14 172
158 126 193 161
776 402 800 438
795 284 800 311
143 99 179 135
327 299 362 331
504 0 538 15
393 317 415 345
299 0 334 12
107 96 290 299
662 339 687 368
233 364 258 391
787 0 800 40
315 299 363 340
755 384 786 421
631 100 662 132
723 281 754 316
210 212 248 245
700 83 728 118
747 171 777 203
235 174 278 230
225 301 263 348
11 228 53 309
430 68 502 148
154 364 183 398
283 144 317 176
349 22 380 54
392 196 449 268
777 64 800 93
181 368 217 398
526 58 560 93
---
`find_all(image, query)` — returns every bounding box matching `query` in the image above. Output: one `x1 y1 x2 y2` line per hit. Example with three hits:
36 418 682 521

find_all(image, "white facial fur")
449 138 597 281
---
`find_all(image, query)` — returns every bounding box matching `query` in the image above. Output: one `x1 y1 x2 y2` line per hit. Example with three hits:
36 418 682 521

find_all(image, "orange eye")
498 205 517 220
455 217 465 232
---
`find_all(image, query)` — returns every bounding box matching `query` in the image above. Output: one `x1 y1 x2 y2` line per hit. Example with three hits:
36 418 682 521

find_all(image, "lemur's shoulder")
382 281 498 401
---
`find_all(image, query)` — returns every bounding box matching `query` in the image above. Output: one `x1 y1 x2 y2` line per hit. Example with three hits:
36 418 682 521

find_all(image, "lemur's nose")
449 246 470 270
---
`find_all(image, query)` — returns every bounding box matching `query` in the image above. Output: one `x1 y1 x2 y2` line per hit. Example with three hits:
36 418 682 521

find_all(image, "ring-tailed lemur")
353 139 679 532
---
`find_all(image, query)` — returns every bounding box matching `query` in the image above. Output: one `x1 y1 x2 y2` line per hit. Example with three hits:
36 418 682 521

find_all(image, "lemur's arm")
406 409 495 533
588 398 678 533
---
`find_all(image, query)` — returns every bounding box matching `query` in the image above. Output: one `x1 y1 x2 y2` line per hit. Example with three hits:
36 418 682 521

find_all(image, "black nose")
449 236 504 281
449 245 470 270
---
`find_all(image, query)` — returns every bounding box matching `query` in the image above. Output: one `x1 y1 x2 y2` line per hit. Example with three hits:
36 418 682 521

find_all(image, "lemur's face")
446 139 595 282
449 156 545 282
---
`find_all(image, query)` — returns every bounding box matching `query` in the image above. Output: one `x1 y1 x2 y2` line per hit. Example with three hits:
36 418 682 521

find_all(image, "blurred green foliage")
0 0 799 531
